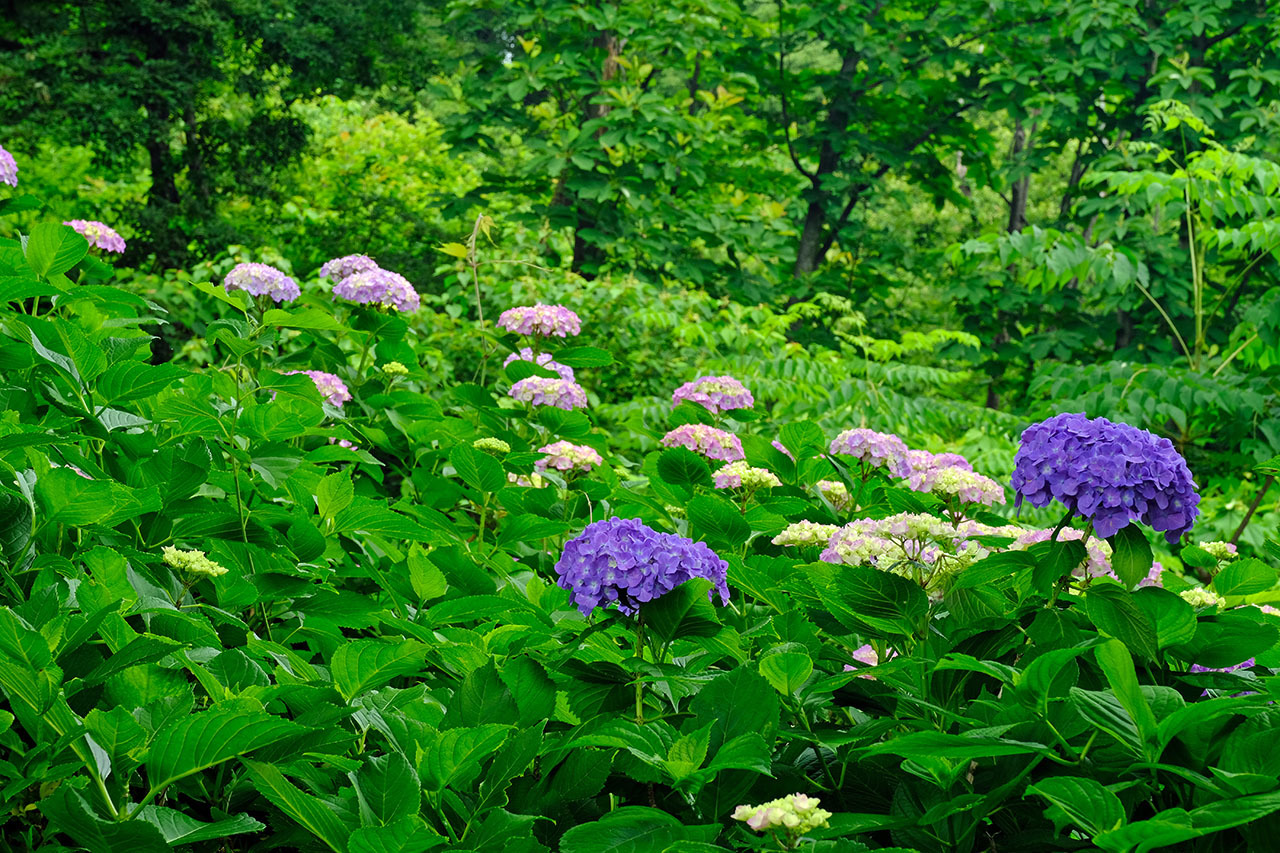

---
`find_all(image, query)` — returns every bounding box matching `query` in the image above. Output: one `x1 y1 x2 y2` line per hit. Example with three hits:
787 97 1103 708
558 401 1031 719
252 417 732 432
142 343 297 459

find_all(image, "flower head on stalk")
63 220 126 254
497 303 581 338
671 376 754 415
536 441 602 475
713 460 780 490
224 262 300 304
1011 412 1200 543
772 520 839 548
660 424 744 462
332 268 420 313
319 254 379 282
503 347 576 381
829 428 911 477
0 145 16 187
732 794 832 847
286 370 351 407
554 517 729 616
162 546 228 578
509 376 588 410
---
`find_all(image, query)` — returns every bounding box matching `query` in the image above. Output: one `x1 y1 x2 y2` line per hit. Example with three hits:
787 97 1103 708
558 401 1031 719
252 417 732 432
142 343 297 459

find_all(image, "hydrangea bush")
1 163 1280 853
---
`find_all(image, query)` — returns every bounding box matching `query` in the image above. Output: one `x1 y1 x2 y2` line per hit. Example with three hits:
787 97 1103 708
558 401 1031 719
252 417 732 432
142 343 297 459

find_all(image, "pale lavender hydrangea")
332 268 420 313
498 304 581 338
509 376 588 410
829 428 911 477
0 145 15 187
287 370 351 407
554 517 729 616
671 376 754 415
224 262 301 304
503 347 575 381
899 449 973 490
63 220 126 254
927 467 1006 506
772 440 795 461
1011 413 1200 542
536 441 603 475
660 424 745 462
319 254 379 281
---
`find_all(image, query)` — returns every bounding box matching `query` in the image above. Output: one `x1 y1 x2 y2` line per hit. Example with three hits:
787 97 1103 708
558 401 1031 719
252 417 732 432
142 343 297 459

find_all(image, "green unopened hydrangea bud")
381 361 409 377
772 520 838 547
162 546 228 578
816 479 851 511
473 437 511 456
1198 541 1238 561
1180 587 1226 609
664 504 686 518
733 793 832 842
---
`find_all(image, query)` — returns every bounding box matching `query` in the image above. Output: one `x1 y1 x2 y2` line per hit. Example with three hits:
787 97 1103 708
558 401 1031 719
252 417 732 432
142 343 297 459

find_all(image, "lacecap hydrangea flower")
63 220 126 254
319 254 380 282
536 441 603 474
822 513 1024 586
162 546 228 578
287 370 351 407
732 794 832 839
224 262 301 304
473 437 511 455
1011 412 1200 542
509 376 588 410
713 461 781 490
0 145 16 187
503 347 575 381
660 424 744 462
772 520 839 548
671 375 754 415
829 428 911 477
497 304 581 338
554 517 730 616
332 268 420 313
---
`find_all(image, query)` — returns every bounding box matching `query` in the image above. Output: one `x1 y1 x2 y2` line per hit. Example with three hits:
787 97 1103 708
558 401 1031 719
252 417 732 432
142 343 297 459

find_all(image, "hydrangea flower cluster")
502 347 576 381
816 479 852 511
822 514 1023 586
332 268 420 313
554 517 730 616
535 441 603 474
224 262 300 304
671 375 754 415
772 521 839 548
1180 587 1225 609
381 361 409 378
660 424 744 462
928 466 1006 506
713 461 781 490
497 304 581 338
287 370 351 407
829 428 910 476
0 145 16 187
899 448 973 490
732 794 832 841
1011 412 1200 542
509 471 546 489
319 254 379 282
329 437 358 451
509 376 588 410
845 644 897 678
473 437 511 455
1199 541 1238 561
162 546 228 578
63 220 126 254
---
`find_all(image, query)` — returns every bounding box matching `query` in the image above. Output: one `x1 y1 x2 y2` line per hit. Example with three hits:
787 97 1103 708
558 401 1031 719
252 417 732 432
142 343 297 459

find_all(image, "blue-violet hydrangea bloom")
1010 412 1200 542
554 517 729 616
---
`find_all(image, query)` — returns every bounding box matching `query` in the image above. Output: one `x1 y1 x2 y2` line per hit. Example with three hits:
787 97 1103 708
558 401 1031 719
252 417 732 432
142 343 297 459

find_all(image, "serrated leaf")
26 222 88 277
1109 525 1154 589
331 640 428 701
420 724 510 792
449 443 507 493
146 705 303 791
244 760 352 852
351 752 420 827
134 806 265 845
552 345 613 367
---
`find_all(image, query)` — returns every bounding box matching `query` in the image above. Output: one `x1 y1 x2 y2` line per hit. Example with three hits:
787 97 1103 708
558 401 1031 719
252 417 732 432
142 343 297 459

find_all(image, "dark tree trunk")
1006 119 1029 233
571 30 620 278
791 53 858 277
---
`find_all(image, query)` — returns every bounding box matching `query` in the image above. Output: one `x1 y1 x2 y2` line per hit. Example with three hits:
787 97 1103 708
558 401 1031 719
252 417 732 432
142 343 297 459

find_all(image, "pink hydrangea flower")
0 145 16 187
535 441 603 474
509 376 588 410
671 375 754 415
63 220 126 254
497 304 581 338
503 347 575 381
287 370 351 407
660 424 744 462
829 428 910 476
332 268 420 313
224 262 300 303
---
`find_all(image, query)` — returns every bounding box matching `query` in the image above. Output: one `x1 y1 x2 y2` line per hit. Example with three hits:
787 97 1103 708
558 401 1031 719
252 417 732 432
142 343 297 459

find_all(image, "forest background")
3 0 1279 554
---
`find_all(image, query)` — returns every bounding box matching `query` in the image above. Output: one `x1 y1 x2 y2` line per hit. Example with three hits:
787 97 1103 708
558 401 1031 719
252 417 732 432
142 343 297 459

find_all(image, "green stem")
635 612 646 725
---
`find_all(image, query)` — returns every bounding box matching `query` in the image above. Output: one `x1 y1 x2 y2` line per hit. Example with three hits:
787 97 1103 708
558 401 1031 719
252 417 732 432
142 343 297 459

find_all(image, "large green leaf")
419 724 511 792
1212 558 1277 596
1027 776 1125 836
25 222 88 277
244 760 352 853
656 448 713 489
560 806 708 853
643 578 724 644
823 563 928 637
686 494 750 548
145 705 303 791
758 651 813 696
449 443 507 493
0 485 32 565
134 805 265 845
1109 525 1154 589
351 752 420 827
331 640 428 701
1084 584 1159 660
40 788 170 853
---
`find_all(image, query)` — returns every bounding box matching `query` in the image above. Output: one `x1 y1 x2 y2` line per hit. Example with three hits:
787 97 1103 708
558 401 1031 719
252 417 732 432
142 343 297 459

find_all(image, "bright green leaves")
25 222 88 278
449 443 506 493
351 753 421 827
1109 525 1154 588
1027 777 1125 838
1211 557 1277 597
244 761 352 853
145 703 303 792
331 640 428 702
559 806 719 853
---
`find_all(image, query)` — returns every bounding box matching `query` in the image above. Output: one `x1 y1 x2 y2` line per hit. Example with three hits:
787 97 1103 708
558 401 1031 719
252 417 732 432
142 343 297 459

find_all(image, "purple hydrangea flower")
899 449 972 489
509 376 588 410
63 220 126 254
0 145 16 187
498 304 581 338
660 424 745 462
503 347 575 381
829 428 911 477
536 440 603 474
319 254 379 281
554 517 730 616
287 370 351 407
1011 412 1200 542
672 375 754 415
224 262 301 304
332 268 420 313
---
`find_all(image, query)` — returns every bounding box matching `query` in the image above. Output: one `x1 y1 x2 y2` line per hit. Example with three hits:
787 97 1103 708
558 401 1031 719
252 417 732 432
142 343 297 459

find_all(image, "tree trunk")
791 53 858 278
571 30 620 278
1006 119 1029 233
